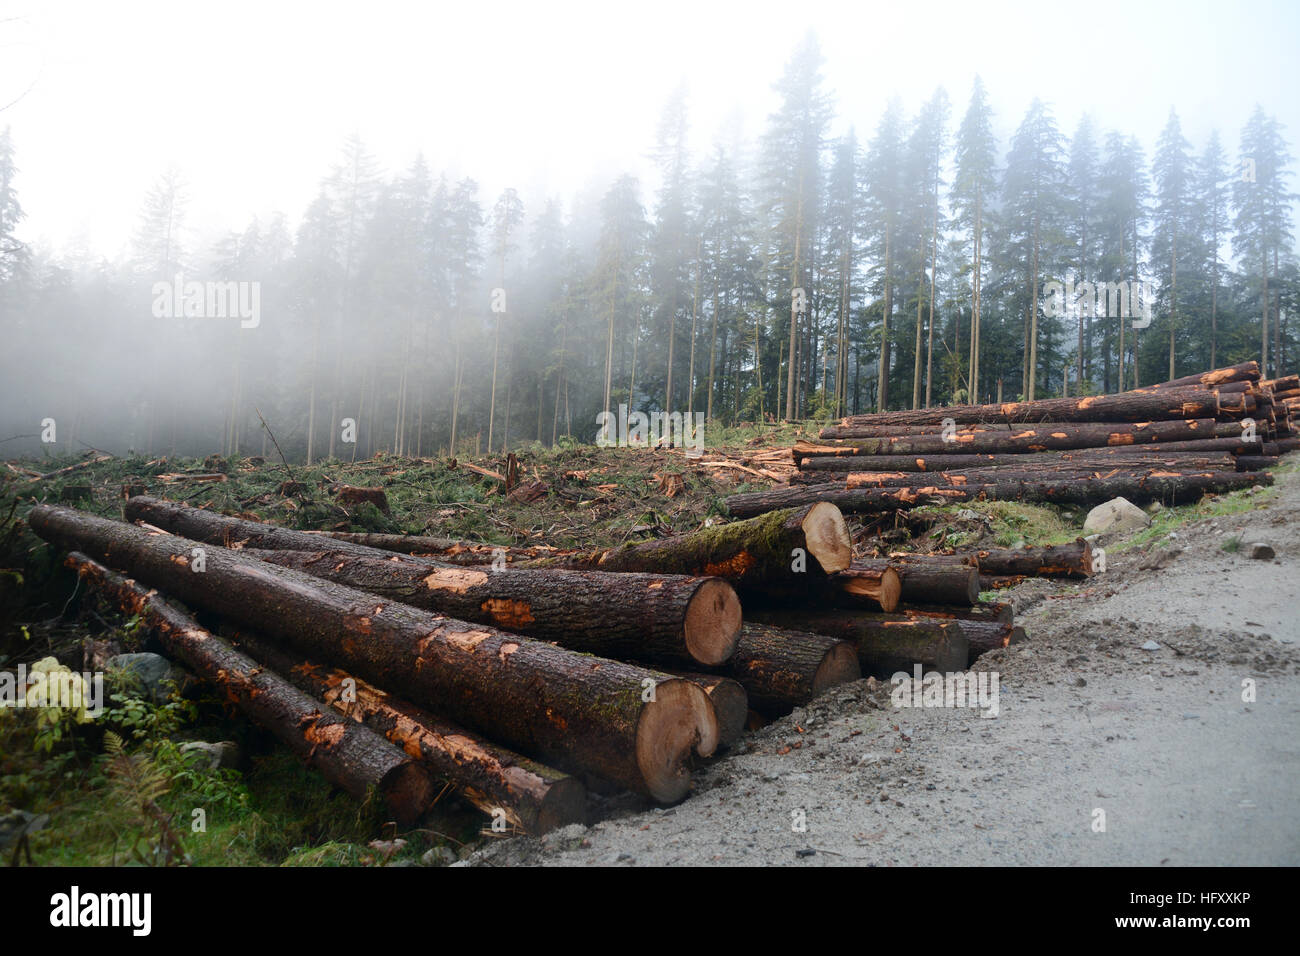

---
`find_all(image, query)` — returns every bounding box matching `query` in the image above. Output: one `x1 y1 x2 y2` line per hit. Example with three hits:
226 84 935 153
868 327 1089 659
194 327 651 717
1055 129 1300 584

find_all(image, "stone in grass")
106 652 180 704
1248 543 1276 561
179 741 241 770
1083 497 1151 536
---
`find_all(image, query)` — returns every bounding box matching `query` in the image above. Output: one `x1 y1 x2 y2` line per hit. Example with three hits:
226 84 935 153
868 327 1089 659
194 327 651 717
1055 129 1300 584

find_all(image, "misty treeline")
0 35 1296 462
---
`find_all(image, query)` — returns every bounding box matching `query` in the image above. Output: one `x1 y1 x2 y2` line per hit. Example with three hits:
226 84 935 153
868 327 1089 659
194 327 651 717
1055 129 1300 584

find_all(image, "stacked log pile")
20 488 1006 837
726 362 1294 519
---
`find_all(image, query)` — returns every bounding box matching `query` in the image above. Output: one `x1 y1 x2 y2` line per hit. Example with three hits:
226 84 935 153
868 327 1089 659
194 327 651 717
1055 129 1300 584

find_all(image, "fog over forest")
1 1 1296 462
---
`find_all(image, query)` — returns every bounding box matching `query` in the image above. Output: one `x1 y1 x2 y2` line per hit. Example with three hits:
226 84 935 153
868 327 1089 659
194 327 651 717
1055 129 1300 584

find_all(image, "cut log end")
379 762 442 826
534 778 589 833
683 578 744 666
802 501 852 573
812 640 863 695
636 678 719 803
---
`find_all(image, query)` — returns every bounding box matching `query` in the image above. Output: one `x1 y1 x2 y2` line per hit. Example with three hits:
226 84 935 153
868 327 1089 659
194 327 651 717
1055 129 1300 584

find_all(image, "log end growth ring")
802 502 853 573
636 679 719 803
683 578 743 666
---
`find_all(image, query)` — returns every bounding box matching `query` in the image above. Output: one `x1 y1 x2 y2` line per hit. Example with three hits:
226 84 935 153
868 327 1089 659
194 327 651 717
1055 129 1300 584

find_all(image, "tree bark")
244 548 741 668
847 558 980 605
743 611 967 680
64 552 436 825
229 629 584 833
724 471 1269 518
818 418 1224 451
834 386 1219 427
710 623 860 716
31 507 719 803
513 503 852 597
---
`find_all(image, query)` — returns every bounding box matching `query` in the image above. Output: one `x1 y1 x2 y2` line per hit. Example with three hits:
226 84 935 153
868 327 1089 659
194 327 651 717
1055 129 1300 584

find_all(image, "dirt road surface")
465 468 1300 866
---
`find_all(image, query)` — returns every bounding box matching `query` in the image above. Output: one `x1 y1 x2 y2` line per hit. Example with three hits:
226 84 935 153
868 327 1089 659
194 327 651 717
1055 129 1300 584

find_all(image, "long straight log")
818 418 1225 452
827 459 1235 489
302 531 567 566
960 540 1094 578
833 387 1219 428
895 602 1015 624
1136 361 1259 391
512 503 853 596
724 471 1269 518
31 506 718 802
743 611 968 680
63 552 436 824
711 624 860 715
229 629 585 833
124 496 427 563
243 549 741 668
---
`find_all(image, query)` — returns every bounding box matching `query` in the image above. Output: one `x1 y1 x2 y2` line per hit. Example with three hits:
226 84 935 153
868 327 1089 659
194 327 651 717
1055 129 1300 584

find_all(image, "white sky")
2 0 1297 259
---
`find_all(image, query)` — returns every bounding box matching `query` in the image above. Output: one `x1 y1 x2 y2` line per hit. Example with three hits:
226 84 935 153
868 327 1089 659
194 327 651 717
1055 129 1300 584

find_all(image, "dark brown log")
31 506 718 802
743 611 968 680
961 540 1094 579
661 672 749 747
831 459 1235 489
1136 361 1259 390
979 574 1025 590
124 496 421 562
513 503 853 596
951 620 1027 663
832 387 1219 427
243 548 741 668
846 558 980 606
724 471 1270 518
301 531 566 566
1261 375 1299 392
798 451 1237 479
897 602 1015 624
799 451 1033 471
711 624 861 715
817 418 1225 452
229 630 585 833
817 564 903 612
64 552 436 825
1234 456 1280 471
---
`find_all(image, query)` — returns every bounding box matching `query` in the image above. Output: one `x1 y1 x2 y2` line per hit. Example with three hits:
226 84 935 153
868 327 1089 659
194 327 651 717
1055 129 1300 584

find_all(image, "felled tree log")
847 558 980 606
228 630 585 833
31 506 718 803
302 531 566 565
817 418 1224 452
896 602 1015 624
1137 361 1259 390
64 552 436 825
244 548 742 668
831 387 1219 428
711 624 860 715
124 496 416 562
799 451 1031 471
950 620 1027 663
962 540 1095 578
819 564 903 612
661 672 749 747
724 471 1269 518
832 459 1235 489
513 503 853 595
743 611 968 680
1235 455 1281 471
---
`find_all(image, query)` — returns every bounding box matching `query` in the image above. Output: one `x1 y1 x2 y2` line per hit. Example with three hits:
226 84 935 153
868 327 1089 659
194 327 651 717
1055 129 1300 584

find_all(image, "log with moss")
513 502 853 596
244 548 741 668
228 629 585 833
64 552 436 825
31 506 719 803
